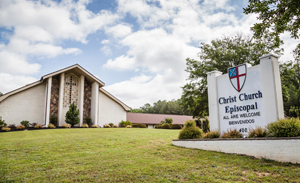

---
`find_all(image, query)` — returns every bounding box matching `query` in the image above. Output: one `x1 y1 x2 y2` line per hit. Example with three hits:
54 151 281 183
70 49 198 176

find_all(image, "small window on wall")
63 73 79 107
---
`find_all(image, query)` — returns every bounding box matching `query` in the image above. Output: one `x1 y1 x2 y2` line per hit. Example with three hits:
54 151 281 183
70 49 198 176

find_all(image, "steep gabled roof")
0 65 130 111
41 64 105 86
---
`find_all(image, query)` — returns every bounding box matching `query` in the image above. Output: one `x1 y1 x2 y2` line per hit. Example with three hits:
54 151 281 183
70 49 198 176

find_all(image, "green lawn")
0 128 299 182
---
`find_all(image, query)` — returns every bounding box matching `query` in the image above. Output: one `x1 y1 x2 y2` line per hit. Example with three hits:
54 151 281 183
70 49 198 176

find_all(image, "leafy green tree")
181 34 281 118
65 102 79 127
130 99 191 115
129 108 143 113
140 103 153 113
280 61 300 116
0 92 3 97
244 0 300 48
152 100 167 113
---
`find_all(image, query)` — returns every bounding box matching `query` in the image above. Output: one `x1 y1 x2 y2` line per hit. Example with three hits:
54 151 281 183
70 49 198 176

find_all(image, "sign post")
207 54 284 135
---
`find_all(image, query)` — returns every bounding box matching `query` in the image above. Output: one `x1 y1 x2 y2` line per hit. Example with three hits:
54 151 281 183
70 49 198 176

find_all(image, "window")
63 74 79 107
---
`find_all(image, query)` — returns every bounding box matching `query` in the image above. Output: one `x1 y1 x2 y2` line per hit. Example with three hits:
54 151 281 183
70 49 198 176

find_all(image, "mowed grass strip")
0 128 300 182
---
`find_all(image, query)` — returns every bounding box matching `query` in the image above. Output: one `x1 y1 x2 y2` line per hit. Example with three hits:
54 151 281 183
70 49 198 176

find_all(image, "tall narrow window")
63 74 79 107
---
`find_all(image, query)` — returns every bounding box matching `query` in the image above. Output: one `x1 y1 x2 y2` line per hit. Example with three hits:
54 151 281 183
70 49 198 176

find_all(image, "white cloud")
0 0 120 93
106 73 185 108
0 73 37 93
105 24 132 39
101 39 110 44
104 55 135 70
100 46 112 55
0 51 41 74
103 0 284 108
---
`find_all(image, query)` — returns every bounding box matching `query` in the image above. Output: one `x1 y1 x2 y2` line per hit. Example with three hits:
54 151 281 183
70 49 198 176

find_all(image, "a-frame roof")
41 64 105 86
0 64 131 111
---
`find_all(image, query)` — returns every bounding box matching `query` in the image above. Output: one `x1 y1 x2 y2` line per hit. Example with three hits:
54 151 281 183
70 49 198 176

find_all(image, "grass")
0 128 300 182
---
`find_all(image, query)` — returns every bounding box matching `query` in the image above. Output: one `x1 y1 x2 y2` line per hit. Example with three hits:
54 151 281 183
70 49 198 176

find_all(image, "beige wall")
98 91 126 127
0 83 46 125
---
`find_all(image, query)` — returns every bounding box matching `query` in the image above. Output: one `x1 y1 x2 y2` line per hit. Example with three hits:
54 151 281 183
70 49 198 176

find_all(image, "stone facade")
83 79 92 122
50 76 60 117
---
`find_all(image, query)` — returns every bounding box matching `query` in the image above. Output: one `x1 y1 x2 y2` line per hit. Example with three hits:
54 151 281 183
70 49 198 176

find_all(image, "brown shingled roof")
127 113 194 125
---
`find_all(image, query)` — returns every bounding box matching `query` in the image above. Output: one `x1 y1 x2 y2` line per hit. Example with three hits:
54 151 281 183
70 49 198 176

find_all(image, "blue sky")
0 0 298 108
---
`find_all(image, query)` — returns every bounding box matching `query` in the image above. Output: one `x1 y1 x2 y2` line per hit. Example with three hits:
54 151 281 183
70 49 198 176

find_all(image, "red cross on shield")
228 64 247 92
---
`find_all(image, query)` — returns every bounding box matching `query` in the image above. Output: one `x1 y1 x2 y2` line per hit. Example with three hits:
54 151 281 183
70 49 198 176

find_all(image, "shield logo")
228 64 247 92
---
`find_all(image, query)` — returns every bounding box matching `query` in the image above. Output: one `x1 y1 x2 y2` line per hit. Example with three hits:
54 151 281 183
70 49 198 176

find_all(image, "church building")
0 64 131 127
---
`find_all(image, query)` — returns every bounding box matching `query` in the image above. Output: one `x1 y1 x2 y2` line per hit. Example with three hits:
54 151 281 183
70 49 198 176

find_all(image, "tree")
152 100 167 113
129 108 143 113
0 92 3 97
280 61 300 116
181 34 281 118
65 102 79 127
140 103 153 113
130 99 191 115
244 0 300 48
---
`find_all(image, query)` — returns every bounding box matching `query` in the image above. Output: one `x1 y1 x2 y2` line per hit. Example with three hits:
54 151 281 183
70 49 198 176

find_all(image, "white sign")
207 54 284 135
217 64 265 134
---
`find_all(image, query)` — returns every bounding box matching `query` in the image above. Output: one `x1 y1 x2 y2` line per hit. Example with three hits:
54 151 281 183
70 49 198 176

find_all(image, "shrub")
221 129 242 138
160 118 173 125
267 118 300 137
62 124 71 128
113 125 118 128
92 125 98 128
2 127 11 132
126 125 132 128
34 124 43 129
20 120 30 128
202 118 210 133
104 124 110 128
81 123 89 128
178 123 203 139
155 124 162 129
203 130 220 139
0 119 7 128
171 124 182 129
119 120 132 127
132 124 147 128
50 115 58 126
30 122 38 127
108 123 114 127
248 126 267 138
132 124 139 128
162 123 170 129
85 116 92 126
65 102 79 127
139 124 147 128
16 125 26 130
165 118 173 124
7 124 16 129
184 120 196 128
48 123 56 129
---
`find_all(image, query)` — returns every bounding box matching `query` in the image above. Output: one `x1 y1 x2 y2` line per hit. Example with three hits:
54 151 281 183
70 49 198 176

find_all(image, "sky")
0 0 299 108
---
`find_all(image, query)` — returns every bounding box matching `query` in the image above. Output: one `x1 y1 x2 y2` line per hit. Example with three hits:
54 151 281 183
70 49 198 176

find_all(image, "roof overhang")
41 64 105 86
